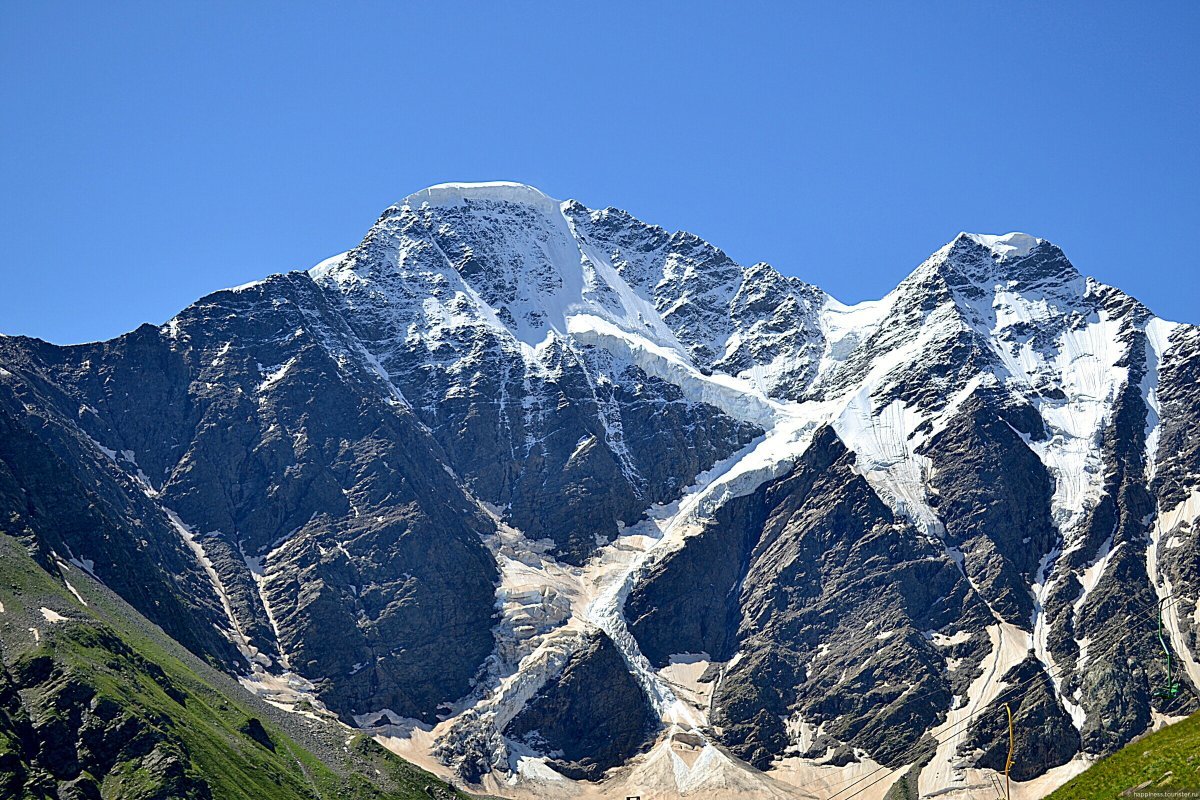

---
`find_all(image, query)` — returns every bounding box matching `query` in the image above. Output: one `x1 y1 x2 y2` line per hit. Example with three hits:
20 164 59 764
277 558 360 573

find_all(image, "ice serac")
1 183 1197 800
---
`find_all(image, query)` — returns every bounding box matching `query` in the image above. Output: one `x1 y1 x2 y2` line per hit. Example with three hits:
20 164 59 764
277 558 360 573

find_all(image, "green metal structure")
1156 596 1181 701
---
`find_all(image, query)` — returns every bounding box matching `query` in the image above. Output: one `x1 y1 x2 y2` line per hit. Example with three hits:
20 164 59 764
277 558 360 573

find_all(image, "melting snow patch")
928 630 972 647
64 580 88 607
41 607 70 623
210 341 233 368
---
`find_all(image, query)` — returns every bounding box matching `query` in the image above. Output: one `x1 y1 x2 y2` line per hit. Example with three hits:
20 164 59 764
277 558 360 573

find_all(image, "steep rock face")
963 656 1080 781
923 392 1058 624
504 630 656 780
565 205 828 398
1 275 502 723
0 339 240 670
631 426 983 769
2 183 1199 797
625 486 759 668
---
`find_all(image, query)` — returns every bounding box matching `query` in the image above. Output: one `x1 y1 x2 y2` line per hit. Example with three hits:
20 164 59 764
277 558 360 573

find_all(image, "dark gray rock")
633 426 983 769
0 341 242 670
923 392 1059 624
504 630 657 781
962 656 1080 781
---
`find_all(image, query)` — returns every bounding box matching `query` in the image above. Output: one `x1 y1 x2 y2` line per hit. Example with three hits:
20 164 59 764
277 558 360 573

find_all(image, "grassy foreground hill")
1047 709 1200 799
0 532 467 800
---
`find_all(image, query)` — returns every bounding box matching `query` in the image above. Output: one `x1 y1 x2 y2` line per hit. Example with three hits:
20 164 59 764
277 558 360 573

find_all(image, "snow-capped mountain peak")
893 230 1084 309
5 183 1199 800
310 184 830 397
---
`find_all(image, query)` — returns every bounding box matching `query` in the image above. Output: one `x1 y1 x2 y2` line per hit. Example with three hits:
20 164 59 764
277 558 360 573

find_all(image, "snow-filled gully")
917 622 1031 798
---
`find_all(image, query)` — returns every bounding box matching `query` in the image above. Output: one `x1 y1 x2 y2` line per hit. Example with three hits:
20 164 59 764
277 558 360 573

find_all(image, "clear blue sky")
2 3 1197 343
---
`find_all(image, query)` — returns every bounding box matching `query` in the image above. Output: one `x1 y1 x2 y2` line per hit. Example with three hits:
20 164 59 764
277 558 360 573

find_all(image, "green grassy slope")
1047 710 1200 799
0 532 468 800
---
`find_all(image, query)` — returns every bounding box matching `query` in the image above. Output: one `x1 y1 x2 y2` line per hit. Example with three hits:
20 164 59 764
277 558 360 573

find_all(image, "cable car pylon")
1004 702 1015 800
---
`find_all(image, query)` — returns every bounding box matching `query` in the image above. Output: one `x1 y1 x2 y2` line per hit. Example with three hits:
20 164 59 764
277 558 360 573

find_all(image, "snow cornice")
399 181 563 213
960 231 1042 262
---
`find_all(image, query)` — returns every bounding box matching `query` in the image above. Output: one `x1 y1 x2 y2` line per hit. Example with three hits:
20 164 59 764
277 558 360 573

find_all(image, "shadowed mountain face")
1 183 1198 798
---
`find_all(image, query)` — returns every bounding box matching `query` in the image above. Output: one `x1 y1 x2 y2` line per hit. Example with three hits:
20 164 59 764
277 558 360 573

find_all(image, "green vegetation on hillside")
1047 710 1200 799
0 533 467 799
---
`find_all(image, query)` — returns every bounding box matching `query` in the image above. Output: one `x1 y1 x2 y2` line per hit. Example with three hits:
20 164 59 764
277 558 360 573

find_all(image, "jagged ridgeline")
1 181 1198 799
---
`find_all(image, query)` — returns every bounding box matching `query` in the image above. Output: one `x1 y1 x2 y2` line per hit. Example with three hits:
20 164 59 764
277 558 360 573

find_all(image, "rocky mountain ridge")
2 181 1198 799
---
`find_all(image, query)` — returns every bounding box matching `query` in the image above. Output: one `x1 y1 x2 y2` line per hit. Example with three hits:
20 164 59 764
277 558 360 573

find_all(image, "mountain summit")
1 183 1197 799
